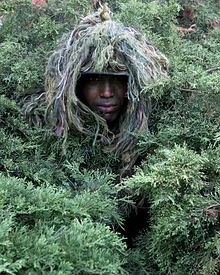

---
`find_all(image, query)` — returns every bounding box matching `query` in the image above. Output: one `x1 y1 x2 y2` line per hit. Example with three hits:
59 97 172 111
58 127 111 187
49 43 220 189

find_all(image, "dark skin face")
77 74 128 126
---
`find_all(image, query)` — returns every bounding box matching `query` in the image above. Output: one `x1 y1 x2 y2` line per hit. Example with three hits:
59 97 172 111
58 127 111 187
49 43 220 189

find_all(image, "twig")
206 66 220 74
206 203 220 210
177 24 196 33
32 0 47 4
180 88 198 93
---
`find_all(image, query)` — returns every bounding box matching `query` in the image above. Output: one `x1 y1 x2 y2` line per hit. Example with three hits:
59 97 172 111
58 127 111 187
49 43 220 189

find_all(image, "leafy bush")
124 145 220 273
0 0 220 274
0 175 127 274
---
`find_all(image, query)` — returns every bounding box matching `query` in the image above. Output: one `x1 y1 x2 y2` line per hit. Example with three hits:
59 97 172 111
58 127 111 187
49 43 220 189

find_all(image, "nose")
100 80 114 98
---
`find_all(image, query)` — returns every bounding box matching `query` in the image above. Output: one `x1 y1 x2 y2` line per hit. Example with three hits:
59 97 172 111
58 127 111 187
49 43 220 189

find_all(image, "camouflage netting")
44 5 168 175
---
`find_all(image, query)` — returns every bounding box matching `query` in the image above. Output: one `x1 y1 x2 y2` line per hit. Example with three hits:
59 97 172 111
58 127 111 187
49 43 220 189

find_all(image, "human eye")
114 77 127 88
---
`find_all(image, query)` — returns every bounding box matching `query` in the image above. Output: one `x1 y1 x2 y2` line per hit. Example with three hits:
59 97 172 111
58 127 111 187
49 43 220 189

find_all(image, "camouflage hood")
45 6 168 174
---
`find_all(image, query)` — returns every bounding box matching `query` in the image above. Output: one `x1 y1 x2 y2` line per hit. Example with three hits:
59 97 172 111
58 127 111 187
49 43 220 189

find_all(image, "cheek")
82 87 99 105
116 88 127 103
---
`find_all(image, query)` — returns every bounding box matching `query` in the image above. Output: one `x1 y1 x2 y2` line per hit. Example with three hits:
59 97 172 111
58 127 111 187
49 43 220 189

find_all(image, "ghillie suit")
44 4 168 177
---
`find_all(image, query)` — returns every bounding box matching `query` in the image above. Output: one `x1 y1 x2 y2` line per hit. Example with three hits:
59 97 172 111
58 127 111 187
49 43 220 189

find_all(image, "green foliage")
0 174 127 274
0 0 220 274
0 0 90 98
124 145 220 274
116 0 180 52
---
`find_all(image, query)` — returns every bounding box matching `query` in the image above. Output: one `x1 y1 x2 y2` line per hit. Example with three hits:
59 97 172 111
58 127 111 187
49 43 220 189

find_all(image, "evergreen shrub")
0 174 127 274
0 0 220 274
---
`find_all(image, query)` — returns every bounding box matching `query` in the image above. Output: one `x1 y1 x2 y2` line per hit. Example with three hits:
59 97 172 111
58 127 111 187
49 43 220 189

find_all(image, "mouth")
96 104 117 113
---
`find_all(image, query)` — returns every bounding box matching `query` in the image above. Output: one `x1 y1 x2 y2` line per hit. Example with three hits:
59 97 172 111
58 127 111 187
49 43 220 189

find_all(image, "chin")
103 113 118 123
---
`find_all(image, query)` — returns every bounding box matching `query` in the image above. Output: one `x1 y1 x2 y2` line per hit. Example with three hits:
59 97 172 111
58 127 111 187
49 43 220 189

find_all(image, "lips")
96 104 117 113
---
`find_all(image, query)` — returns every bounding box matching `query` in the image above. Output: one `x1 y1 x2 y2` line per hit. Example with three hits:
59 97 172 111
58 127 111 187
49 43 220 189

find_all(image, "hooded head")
45 5 168 175
76 71 129 127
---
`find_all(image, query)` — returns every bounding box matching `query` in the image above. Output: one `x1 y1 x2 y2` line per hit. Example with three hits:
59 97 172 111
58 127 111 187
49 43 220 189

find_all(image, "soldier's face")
77 74 128 123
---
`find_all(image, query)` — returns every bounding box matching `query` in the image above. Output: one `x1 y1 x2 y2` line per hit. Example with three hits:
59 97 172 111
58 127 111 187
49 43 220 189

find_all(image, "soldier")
44 3 168 178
